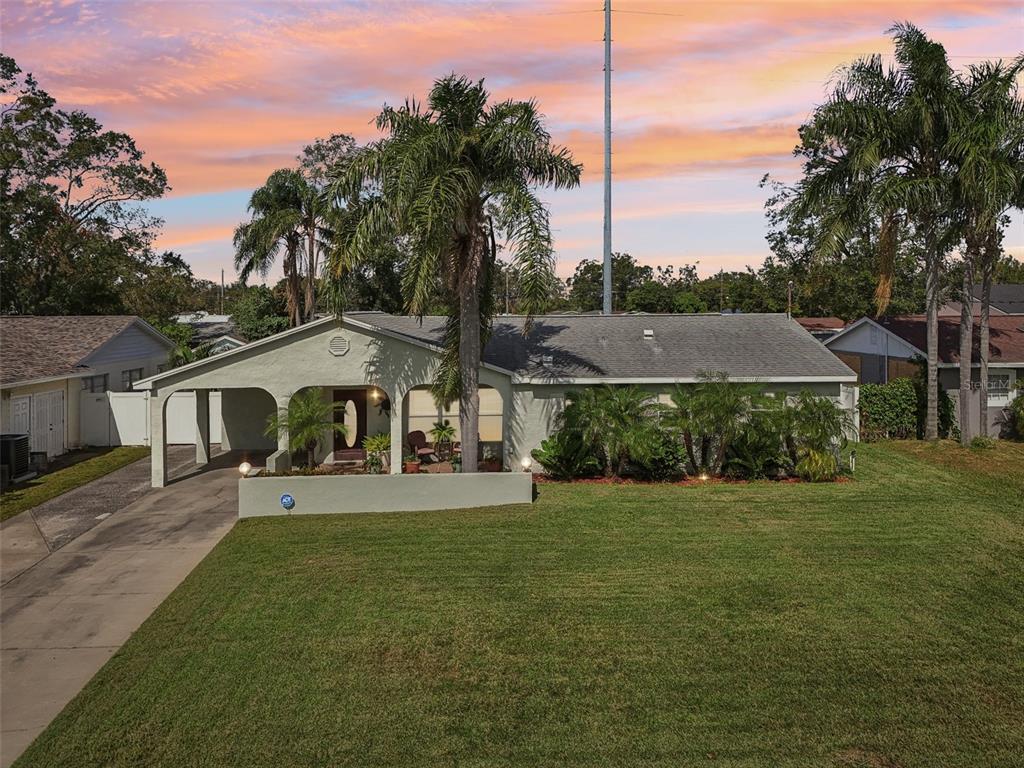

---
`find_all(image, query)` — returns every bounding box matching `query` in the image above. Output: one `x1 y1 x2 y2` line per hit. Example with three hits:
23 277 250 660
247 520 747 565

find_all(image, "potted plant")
429 419 456 460
480 445 501 472
362 433 391 474
402 450 421 474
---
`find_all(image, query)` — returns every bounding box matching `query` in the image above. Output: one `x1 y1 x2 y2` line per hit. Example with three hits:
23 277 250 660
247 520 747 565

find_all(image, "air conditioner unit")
0 433 30 479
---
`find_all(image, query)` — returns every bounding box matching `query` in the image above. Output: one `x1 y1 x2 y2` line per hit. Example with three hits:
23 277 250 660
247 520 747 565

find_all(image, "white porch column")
389 389 404 474
195 389 210 466
266 393 292 473
150 391 169 488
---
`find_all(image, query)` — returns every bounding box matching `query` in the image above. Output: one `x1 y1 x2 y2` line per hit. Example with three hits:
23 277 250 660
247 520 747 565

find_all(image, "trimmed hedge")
860 376 956 441
860 378 918 440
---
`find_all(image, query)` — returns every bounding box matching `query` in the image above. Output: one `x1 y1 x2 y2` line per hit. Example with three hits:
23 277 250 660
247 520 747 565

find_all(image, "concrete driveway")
0 449 249 767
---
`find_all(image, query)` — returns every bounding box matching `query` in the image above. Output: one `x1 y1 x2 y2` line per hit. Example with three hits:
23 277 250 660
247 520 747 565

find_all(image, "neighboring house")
133 312 858 487
795 317 847 342
174 311 246 355
823 314 1023 436
939 283 1024 317
0 316 174 457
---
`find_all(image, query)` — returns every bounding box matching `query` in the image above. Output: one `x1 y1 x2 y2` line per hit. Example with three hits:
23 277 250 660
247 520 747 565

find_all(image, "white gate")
79 390 221 447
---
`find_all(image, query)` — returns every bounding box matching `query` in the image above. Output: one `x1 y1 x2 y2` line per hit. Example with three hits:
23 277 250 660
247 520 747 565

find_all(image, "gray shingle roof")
0 316 154 386
346 312 856 381
973 283 1024 314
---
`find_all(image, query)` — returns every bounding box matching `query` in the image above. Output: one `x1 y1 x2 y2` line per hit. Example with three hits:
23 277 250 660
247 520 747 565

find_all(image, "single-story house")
939 283 1024 317
822 314 1023 436
133 311 858 487
0 316 174 456
795 317 847 342
173 311 246 355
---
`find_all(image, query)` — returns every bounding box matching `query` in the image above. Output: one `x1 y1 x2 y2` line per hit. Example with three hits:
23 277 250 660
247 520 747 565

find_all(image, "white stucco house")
133 312 858 488
0 316 174 457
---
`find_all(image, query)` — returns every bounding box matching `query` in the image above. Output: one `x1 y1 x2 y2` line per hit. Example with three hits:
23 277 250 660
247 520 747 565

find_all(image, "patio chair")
406 431 438 463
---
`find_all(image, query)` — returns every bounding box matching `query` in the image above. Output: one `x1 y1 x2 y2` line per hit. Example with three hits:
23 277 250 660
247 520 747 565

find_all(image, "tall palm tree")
949 58 1024 439
328 75 581 471
794 23 959 439
233 169 305 327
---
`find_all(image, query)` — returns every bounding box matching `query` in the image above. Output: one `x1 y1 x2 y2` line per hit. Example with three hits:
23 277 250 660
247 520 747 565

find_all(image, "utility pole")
220 269 225 315
602 0 612 315
787 280 794 319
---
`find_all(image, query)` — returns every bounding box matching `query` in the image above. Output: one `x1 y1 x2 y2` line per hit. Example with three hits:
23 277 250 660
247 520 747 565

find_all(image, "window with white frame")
987 372 1012 402
121 367 144 390
81 374 109 393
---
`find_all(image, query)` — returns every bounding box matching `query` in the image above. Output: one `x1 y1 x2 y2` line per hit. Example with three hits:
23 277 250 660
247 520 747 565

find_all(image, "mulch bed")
532 474 852 486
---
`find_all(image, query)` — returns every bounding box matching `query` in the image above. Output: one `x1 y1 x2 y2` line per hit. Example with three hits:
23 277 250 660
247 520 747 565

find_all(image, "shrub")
969 435 996 450
562 386 663 478
362 433 391 474
531 431 600 480
629 430 687 481
1007 393 1024 440
724 410 791 479
859 378 918 440
795 448 838 482
666 372 763 477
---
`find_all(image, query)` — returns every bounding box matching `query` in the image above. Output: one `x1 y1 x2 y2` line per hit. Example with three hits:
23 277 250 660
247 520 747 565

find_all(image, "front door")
333 389 367 456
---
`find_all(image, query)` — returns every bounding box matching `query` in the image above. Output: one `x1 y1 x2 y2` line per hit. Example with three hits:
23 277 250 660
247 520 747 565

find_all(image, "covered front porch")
148 382 509 485
135 315 517 488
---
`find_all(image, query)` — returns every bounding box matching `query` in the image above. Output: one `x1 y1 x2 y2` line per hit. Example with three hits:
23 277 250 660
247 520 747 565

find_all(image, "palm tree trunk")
457 242 484 474
958 251 975 445
978 236 995 437
682 431 698 476
284 248 302 328
925 251 940 439
305 226 317 323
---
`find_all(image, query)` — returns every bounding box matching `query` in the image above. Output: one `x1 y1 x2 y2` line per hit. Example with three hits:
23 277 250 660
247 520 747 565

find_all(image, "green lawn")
15 443 1023 768
0 446 150 522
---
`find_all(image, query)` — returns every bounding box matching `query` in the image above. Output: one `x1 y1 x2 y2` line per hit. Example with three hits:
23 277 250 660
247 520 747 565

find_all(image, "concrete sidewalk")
0 452 243 767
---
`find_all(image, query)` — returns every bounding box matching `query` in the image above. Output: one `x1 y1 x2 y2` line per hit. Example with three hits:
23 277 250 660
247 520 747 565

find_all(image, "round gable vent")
328 336 350 356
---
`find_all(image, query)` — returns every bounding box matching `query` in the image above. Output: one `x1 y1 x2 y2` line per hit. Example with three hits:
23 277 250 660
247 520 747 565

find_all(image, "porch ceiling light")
239 461 252 476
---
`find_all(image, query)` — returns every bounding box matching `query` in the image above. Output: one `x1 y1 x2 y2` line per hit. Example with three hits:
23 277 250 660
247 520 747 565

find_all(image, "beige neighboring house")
132 312 858 488
0 316 174 457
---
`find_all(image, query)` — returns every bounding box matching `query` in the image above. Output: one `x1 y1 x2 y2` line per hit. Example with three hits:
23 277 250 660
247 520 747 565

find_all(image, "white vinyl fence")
80 391 221 447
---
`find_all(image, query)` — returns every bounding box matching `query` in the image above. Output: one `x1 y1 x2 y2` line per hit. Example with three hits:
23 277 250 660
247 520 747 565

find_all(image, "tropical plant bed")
532 473 853 486
18 442 1022 768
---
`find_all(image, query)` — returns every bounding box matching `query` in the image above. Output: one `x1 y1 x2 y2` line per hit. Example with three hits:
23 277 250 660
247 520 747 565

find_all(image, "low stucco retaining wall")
238 472 534 518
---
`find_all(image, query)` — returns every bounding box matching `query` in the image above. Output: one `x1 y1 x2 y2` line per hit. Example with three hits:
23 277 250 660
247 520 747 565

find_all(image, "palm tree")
264 388 348 469
949 58 1024 439
666 372 762 477
328 75 581 471
794 24 959 439
561 386 662 478
233 169 306 327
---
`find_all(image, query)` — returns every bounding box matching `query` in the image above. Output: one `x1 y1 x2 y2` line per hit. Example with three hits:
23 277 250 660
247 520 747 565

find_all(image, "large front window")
406 387 503 442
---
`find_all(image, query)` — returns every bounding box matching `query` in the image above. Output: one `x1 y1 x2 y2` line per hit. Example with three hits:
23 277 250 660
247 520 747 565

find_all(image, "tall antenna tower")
602 0 612 315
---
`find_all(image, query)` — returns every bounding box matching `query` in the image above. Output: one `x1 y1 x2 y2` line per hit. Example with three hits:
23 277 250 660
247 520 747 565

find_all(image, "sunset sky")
4 0 1023 284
